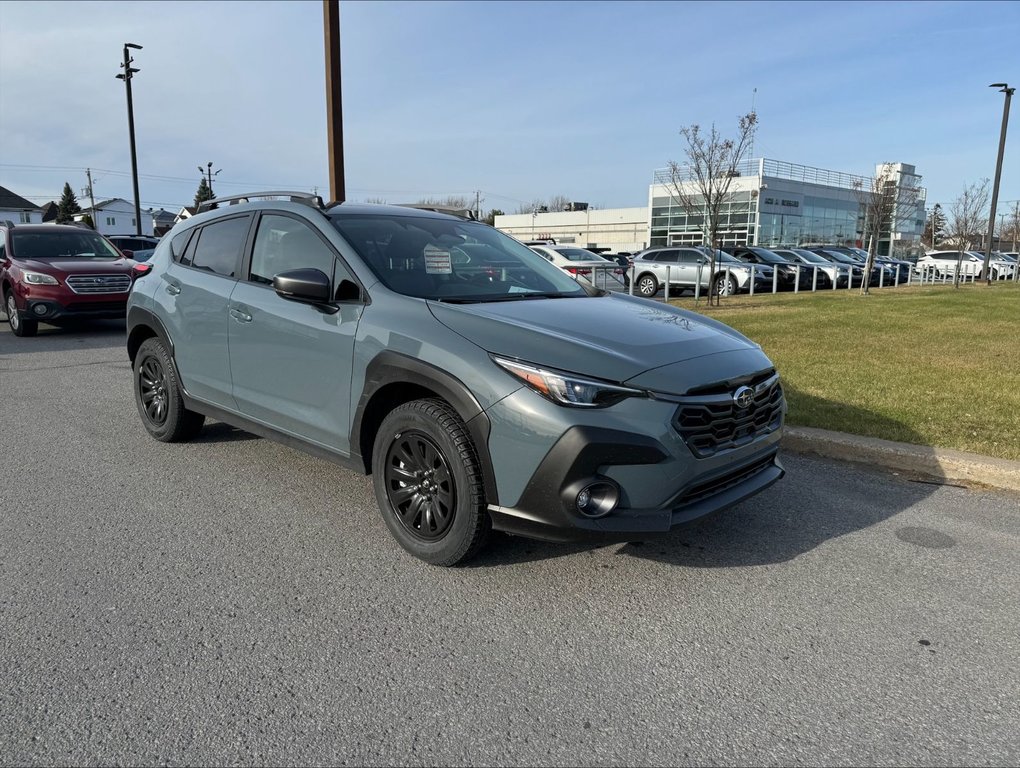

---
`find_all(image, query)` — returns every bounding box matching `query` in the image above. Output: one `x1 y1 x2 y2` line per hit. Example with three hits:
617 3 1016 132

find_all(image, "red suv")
1 223 142 337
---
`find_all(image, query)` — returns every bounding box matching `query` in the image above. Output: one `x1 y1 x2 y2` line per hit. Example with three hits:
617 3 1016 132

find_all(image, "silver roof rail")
196 191 325 214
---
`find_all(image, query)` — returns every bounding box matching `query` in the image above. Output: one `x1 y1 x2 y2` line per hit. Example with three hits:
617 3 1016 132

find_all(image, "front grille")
66 274 131 294
673 373 784 458
675 453 777 507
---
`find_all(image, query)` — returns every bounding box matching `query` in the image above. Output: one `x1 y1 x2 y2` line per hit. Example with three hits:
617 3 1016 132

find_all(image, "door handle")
165 283 181 295
229 308 252 323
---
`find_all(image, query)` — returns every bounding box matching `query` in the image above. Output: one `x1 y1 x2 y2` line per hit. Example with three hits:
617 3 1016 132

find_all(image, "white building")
495 206 648 252
497 158 927 259
74 198 154 236
0 185 43 225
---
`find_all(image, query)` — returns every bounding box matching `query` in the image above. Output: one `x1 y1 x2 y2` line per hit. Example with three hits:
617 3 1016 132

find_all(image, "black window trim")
242 210 368 304
177 213 254 279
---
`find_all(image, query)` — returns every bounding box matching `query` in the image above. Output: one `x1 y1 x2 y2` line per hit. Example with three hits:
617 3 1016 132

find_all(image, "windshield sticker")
423 245 452 274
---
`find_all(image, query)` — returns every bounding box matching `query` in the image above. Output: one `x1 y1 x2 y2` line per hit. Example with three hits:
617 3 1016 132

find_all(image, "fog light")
575 481 620 519
32 304 49 316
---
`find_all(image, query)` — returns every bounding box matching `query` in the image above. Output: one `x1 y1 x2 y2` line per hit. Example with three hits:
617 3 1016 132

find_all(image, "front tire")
5 291 38 337
372 399 490 566
713 274 737 296
133 337 205 442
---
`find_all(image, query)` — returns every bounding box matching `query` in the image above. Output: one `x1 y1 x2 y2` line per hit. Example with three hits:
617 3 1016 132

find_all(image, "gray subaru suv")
127 193 785 565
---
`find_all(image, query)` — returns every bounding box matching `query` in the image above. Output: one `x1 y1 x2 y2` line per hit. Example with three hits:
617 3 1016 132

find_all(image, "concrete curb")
781 426 1020 493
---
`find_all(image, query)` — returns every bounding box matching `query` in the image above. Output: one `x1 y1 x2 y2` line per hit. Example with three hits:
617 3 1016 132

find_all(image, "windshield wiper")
434 291 579 303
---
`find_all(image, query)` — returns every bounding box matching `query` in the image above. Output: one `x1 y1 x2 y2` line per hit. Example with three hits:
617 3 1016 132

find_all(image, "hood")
18 258 134 275
429 293 759 384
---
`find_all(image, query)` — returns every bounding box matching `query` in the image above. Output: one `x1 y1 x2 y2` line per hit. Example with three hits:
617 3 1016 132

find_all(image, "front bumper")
22 297 127 322
483 383 785 543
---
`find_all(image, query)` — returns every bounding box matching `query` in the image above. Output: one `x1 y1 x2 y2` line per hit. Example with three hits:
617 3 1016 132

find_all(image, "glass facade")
649 159 927 257
650 191 756 247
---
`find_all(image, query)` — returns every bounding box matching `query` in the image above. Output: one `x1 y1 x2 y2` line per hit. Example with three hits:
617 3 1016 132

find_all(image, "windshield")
790 249 831 264
330 214 589 302
746 247 789 264
819 250 856 264
11 230 122 260
555 247 605 262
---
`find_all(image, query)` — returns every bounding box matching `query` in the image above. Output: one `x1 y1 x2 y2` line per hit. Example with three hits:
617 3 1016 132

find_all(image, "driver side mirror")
274 268 332 304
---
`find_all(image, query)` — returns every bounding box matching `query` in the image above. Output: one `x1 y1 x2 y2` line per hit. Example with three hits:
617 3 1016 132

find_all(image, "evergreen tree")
484 208 504 226
56 182 82 223
923 203 947 249
193 177 214 208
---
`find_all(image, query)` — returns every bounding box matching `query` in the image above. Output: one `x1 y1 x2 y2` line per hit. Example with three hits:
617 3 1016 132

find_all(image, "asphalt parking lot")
2 320 1019 767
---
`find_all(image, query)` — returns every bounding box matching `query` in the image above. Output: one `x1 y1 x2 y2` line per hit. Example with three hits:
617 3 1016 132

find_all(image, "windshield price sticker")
424 245 453 274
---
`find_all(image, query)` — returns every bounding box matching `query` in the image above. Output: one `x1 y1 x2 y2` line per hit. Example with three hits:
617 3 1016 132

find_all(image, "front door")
227 212 363 454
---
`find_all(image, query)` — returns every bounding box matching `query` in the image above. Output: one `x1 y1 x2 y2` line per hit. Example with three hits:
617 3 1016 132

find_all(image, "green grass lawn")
669 282 1020 461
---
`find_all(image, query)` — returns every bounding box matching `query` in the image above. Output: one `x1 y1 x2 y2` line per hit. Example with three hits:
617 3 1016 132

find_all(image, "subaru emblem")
733 386 754 409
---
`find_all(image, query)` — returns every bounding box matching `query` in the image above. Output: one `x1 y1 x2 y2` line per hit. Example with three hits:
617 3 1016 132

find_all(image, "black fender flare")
352 351 499 505
127 305 175 363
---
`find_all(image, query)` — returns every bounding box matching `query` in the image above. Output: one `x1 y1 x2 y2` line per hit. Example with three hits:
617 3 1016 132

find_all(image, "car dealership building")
496 158 926 258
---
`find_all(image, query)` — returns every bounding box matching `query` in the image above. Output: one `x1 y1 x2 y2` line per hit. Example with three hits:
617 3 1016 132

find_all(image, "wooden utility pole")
85 168 97 228
323 0 345 203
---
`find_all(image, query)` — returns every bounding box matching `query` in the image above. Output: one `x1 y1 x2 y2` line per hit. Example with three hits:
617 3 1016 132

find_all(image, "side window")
170 229 194 264
678 249 702 263
0 239 5 260
190 216 250 277
249 215 336 285
656 250 679 264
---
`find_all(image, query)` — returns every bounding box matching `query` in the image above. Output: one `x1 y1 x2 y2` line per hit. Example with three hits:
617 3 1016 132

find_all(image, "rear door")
157 214 252 409
227 212 364 454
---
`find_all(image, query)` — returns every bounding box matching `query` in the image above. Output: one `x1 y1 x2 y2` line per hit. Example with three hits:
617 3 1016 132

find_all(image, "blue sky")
1 0 1017 216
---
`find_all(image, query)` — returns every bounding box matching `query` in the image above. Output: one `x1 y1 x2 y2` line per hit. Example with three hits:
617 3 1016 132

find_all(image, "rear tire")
372 398 490 566
5 291 38 337
636 273 659 297
133 337 205 442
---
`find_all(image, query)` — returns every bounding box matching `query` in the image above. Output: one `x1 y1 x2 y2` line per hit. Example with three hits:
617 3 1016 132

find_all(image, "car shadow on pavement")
470 387 941 569
0 318 126 356
191 421 262 444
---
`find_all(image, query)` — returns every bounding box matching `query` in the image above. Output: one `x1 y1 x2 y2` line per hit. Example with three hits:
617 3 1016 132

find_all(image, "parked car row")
916 250 1017 281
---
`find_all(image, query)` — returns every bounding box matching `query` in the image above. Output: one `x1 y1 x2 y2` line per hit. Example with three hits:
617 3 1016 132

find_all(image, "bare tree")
364 196 387 204
946 179 990 288
416 195 469 209
851 165 925 295
547 194 572 213
664 112 757 305
515 200 548 215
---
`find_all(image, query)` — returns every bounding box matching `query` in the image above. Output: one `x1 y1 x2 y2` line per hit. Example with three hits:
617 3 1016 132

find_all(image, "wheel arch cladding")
354 352 499 506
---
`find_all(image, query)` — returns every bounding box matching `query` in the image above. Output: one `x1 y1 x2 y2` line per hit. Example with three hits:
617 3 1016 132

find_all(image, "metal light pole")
116 43 143 236
982 82 1014 285
198 162 221 197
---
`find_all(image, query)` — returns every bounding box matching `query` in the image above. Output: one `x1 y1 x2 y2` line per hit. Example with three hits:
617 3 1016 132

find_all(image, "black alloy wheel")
133 337 205 442
138 355 169 426
384 430 456 540
372 398 490 566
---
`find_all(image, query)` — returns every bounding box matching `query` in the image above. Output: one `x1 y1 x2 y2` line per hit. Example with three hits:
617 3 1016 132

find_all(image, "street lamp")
198 161 221 197
116 43 143 236
982 82 1014 284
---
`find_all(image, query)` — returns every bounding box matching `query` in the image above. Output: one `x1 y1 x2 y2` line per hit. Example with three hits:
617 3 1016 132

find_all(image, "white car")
917 250 1016 280
529 245 626 290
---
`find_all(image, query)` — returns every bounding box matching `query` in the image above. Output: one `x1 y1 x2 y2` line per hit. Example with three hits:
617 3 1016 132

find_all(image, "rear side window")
189 217 250 277
655 251 679 264
170 230 193 264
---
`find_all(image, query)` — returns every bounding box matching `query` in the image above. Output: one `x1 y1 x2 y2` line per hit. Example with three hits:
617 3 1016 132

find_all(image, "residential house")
40 201 59 223
0 185 43 225
151 208 177 236
73 198 154 236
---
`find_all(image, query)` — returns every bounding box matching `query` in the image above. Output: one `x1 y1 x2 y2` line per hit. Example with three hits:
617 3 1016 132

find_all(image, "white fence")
577 262 1013 300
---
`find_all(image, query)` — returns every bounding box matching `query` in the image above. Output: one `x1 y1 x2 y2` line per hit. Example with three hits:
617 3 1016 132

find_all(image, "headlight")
492 356 646 408
22 271 59 285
